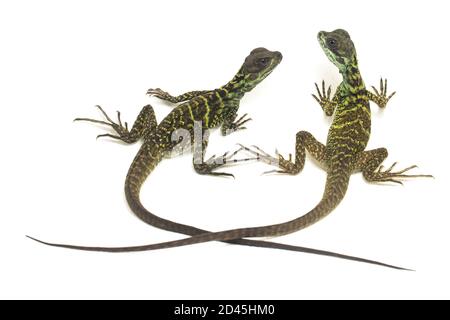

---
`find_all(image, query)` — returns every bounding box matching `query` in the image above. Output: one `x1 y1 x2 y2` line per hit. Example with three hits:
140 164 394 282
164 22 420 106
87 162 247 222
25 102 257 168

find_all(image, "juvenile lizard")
72 47 283 241
30 47 405 266
28 35 428 268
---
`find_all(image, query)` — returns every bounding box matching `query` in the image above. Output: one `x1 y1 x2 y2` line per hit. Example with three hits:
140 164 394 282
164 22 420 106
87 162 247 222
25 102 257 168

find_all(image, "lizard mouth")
317 31 327 49
260 57 280 79
262 69 273 79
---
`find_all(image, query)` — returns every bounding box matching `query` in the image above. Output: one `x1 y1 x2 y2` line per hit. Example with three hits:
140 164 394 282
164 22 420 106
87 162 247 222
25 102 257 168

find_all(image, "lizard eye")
257 57 269 66
327 38 338 49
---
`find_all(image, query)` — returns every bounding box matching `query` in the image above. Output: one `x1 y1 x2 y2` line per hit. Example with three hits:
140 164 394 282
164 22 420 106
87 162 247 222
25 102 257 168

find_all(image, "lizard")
27 33 428 268
27 46 408 268
70 47 283 241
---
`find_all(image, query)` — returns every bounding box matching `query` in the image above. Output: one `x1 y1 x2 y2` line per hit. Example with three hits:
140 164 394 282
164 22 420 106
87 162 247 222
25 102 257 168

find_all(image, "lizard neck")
340 58 365 94
220 68 248 101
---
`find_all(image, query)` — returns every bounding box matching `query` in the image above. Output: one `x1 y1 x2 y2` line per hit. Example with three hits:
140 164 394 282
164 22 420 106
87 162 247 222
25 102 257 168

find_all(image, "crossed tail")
27 162 409 270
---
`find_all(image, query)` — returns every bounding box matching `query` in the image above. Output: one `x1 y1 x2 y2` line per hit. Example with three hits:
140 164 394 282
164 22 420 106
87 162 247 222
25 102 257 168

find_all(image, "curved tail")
72 171 350 251
124 144 202 234
124 150 356 251
125 144 324 242
27 160 408 269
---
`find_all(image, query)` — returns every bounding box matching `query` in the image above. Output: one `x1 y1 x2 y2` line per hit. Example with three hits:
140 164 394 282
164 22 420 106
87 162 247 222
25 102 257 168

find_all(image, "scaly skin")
28 34 428 269
93 48 283 243
29 46 409 269
67 48 288 244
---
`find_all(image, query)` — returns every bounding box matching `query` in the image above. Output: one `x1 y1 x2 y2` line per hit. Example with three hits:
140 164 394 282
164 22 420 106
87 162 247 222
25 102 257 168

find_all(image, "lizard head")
318 29 357 72
241 47 282 90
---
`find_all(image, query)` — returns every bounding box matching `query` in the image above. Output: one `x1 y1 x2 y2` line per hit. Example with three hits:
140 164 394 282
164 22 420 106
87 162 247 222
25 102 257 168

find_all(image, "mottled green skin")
74 48 306 250
28 31 428 270
123 48 284 245
29 45 409 268
242 30 428 233
243 31 430 241
27 45 411 269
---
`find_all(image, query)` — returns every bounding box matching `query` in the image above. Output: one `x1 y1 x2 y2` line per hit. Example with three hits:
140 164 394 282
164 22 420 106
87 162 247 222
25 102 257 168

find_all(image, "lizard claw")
261 169 291 176
208 172 235 179
74 105 131 142
195 146 255 178
372 162 433 184
240 144 300 175
312 80 335 116
370 78 396 108
146 88 166 97
231 113 252 132
96 133 121 140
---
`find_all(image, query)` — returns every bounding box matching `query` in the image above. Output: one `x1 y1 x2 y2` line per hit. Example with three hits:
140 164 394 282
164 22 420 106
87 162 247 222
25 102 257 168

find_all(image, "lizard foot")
370 78 396 108
239 144 300 175
74 105 131 142
312 80 335 116
147 88 170 100
194 147 255 178
368 162 433 184
230 113 253 132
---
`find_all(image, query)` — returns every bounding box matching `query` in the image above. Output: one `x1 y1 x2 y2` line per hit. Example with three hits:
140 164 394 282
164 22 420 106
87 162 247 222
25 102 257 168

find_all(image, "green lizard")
30 46 406 268
28 34 428 268
72 47 284 240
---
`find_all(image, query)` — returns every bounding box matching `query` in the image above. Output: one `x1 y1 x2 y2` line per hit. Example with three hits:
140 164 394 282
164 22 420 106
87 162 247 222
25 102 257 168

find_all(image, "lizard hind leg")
241 130 327 175
192 135 254 178
74 104 158 144
354 148 433 185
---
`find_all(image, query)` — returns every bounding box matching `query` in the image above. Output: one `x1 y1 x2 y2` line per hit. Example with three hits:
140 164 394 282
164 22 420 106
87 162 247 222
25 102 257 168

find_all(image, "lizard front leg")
242 131 327 175
220 104 252 136
147 88 211 104
367 78 396 108
74 104 158 143
354 148 432 184
312 80 341 116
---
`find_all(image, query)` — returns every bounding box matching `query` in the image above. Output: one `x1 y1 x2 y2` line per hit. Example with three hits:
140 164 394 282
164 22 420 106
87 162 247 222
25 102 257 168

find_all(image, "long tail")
28 156 409 270
125 146 327 246
124 152 349 247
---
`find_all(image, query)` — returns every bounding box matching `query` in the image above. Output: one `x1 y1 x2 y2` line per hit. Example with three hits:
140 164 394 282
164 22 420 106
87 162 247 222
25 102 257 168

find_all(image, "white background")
1 0 449 299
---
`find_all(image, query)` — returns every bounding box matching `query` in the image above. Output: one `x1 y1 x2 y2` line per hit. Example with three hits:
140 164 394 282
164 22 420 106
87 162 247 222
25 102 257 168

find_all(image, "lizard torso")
154 89 239 150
